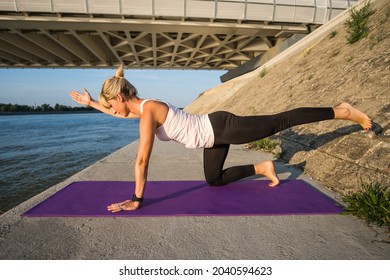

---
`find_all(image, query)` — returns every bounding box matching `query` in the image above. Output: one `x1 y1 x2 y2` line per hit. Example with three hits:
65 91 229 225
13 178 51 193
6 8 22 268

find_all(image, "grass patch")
329 30 338 39
247 138 278 151
343 180 390 228
332 49 341 57
345 0 375 44
259 68 267 78
246 138 283 158
369 33 384 50
303 47 312 57
345 54 354 62
298 74 314 83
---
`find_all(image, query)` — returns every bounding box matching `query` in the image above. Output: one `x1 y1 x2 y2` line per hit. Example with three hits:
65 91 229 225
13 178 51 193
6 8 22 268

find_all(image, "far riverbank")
0 110 100 116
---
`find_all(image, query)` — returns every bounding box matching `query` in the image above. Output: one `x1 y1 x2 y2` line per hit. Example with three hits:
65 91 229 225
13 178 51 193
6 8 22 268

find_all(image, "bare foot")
254 160 280 187
333 102 372 130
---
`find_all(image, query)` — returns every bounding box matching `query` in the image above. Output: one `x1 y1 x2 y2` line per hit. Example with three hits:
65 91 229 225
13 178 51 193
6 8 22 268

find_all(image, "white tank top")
140 99 215 148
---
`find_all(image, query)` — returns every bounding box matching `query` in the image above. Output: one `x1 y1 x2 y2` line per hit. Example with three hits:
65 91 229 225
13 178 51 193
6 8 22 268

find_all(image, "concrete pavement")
0 140 389 259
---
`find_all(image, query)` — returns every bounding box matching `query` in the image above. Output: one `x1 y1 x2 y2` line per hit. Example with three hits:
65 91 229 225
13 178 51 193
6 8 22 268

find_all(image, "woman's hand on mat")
69 88 92 106
107 200 140 212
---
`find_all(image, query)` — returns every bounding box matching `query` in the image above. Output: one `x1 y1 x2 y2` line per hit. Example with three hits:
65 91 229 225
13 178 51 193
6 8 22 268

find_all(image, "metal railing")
1 0 358 24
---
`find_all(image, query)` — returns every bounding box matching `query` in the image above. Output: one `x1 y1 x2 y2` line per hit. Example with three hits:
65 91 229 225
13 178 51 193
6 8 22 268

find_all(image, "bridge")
0 0 356 75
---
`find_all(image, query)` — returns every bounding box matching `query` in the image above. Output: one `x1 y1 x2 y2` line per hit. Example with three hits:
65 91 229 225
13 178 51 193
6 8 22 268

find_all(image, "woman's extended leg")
209 108 335 145
209 103 371 145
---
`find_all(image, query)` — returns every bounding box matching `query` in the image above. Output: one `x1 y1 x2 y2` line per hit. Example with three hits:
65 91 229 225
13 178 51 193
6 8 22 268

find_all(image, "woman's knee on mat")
205 174 226 187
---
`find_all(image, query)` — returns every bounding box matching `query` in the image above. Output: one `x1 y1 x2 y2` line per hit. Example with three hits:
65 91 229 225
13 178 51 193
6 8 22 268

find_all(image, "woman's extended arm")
69 89 138 118
133 108 156 198
107 104 156 212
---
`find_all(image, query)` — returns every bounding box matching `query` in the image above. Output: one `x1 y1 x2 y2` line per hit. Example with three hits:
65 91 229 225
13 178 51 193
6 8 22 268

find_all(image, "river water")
0 113 140 213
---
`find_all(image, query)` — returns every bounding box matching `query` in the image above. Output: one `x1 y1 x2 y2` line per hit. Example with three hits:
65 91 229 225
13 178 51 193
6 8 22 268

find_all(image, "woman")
70 66 372 212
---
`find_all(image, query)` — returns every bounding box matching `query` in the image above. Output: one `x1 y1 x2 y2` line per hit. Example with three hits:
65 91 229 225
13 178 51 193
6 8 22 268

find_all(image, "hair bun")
115 65 125 78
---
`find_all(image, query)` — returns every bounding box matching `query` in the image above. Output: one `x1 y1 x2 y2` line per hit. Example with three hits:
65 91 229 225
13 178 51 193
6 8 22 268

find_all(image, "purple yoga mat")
22 180 343 217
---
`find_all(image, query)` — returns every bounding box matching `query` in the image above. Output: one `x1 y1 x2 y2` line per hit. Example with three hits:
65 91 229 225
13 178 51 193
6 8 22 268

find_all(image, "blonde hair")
99 65 138 109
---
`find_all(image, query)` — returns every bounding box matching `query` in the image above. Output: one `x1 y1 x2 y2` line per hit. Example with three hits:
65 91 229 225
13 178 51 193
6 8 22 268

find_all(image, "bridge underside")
0 0 356 70
0 12 311 70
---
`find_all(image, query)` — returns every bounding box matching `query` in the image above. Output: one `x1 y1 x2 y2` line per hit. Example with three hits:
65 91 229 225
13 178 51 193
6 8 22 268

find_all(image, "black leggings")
203 107 334 186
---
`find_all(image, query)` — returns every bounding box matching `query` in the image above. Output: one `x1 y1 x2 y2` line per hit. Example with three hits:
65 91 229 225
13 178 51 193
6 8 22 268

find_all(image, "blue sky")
0 68 226 108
